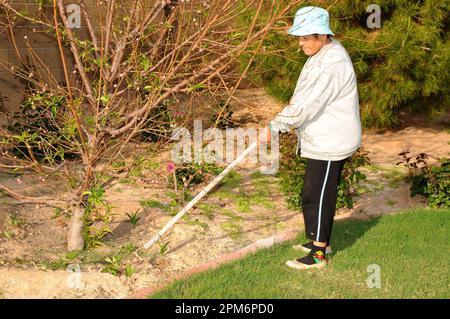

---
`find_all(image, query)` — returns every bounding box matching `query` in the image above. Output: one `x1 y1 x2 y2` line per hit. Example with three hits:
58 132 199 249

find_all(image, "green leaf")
100 95 109 104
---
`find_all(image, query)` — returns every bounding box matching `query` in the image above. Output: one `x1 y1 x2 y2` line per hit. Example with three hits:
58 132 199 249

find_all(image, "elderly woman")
260 6 362 270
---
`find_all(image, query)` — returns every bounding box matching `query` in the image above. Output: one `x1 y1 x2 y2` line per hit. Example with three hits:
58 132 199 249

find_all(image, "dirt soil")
0 88 449 298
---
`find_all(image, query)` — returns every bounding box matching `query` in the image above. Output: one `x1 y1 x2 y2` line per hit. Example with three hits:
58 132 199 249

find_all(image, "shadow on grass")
327 216 381 253
149 208 450 299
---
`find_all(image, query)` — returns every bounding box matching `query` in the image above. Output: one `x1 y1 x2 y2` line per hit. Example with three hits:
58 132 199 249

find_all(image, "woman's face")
298 34 330 56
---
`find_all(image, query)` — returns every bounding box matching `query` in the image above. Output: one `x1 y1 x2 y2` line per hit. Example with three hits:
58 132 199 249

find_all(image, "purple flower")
167 161 176 173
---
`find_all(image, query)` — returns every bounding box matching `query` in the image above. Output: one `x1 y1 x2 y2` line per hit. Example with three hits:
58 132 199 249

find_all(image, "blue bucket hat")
288 6 334 37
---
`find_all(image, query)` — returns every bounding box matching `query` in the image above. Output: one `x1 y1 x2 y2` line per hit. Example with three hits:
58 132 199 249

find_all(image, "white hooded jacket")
270 38 362 161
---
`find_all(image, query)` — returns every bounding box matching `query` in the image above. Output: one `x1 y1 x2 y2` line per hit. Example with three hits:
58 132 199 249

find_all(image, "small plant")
102 256 121 276
82 184 115 249
126 209 141 227
52 207 69 219
52 207 63 219
140 195 182 216
124 265 135 278
235 196 251 213
220 170 242 189
221 221 243 240
397 150 450 208
83 226 113 249
66 250 82 261
9 214 24 227
45 258 70 270
100 243 137 276
158 240 170 256
0 231 13 239
121 243 137 254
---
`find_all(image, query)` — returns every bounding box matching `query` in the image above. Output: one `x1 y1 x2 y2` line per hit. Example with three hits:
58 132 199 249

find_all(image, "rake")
143 140 258 250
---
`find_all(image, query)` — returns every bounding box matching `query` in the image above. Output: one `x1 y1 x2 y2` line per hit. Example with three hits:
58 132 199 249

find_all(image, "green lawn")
149 208 450 299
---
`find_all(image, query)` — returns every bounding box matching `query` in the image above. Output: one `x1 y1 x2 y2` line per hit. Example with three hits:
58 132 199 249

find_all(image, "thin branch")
79 0 100 55
52 0 89 160
0 183 67 205
56 0 97 105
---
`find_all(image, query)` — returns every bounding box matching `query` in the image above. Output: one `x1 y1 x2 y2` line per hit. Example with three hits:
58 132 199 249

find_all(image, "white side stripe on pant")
316 160 331 242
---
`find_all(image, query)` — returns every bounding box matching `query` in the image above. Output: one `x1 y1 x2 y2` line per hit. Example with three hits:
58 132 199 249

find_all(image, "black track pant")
301 157 348 243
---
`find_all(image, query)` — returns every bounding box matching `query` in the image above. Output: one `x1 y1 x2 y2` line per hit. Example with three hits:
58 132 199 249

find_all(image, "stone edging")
126 228 299 299
126 210 360 299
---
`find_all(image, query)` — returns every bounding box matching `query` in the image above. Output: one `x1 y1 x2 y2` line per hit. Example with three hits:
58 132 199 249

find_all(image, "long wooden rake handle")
143 141 258 249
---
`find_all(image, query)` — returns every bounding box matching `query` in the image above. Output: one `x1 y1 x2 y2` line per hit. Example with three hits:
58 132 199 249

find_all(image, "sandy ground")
0 88 448 298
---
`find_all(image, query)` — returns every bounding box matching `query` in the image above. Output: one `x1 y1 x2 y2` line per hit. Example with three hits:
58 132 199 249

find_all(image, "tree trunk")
67 204 85 251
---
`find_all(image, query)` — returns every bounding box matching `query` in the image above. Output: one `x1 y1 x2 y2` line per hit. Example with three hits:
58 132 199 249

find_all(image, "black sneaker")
286 250 327 270
292 241 333 254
